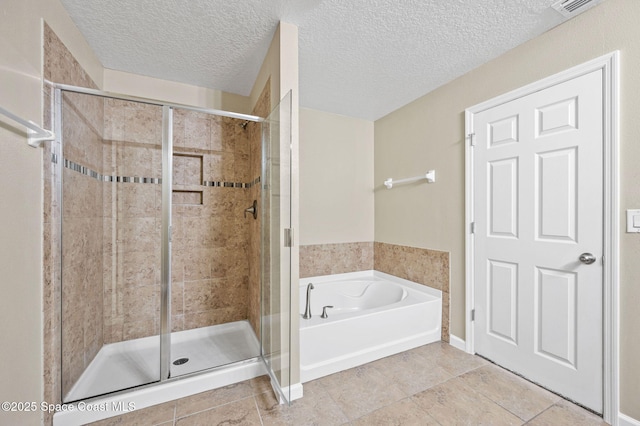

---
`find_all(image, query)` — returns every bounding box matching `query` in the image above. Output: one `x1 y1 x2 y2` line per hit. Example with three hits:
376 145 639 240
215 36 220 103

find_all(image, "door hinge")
471 309 475 321
470 222 475 234
468 132 476 146
284 228 293 247
51 153 58 164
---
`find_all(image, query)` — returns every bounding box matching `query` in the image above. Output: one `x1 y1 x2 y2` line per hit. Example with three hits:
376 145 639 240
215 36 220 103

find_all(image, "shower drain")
173 357 189 366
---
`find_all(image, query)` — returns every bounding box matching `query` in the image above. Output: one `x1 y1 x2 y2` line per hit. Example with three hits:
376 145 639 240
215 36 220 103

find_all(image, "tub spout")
303 283 314 319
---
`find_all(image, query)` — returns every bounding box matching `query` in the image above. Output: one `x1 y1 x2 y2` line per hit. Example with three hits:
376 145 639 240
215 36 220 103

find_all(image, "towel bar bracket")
0 106 56 148
383 169 436 189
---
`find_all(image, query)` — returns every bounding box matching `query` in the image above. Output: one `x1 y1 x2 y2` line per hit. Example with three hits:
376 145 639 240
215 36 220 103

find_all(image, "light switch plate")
626 209 640 233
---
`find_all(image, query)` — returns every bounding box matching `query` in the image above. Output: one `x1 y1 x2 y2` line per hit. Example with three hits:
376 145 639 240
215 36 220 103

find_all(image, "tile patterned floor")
89 342 607 426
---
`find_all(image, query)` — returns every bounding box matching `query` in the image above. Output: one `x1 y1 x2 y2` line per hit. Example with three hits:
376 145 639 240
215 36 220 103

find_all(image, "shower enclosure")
53 85 292 404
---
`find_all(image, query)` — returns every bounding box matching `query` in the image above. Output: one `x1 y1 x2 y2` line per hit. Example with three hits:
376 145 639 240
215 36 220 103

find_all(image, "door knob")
579 253 596 264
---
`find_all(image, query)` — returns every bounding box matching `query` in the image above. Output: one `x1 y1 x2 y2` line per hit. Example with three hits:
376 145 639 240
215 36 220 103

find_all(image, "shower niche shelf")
172 189 203 205
172 153 204 205
173 153 203 186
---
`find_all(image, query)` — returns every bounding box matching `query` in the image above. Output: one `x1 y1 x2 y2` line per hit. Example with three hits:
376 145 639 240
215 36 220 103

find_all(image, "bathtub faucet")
303 283 314 319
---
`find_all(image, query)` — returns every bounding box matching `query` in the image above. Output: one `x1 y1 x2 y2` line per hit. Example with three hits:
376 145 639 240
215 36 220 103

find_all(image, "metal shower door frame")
53 83 265 401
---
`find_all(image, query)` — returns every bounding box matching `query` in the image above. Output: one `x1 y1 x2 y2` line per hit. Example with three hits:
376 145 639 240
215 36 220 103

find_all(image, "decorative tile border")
65 158 260 189
203 176 261 188
65 159 161 184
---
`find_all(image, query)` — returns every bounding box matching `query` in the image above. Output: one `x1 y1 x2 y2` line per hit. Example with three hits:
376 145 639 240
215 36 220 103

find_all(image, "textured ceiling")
58 0 571 120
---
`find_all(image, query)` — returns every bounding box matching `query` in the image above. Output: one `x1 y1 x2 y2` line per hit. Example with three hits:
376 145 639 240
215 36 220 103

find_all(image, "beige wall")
374 0 640 418
0 0 103 424
103 69 251 114
300 108 374 245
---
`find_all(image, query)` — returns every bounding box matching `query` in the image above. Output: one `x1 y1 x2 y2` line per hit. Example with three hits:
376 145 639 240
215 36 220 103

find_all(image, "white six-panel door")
472 69 604 412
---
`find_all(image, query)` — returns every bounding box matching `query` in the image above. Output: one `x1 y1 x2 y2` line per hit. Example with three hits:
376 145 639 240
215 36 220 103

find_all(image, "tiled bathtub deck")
89 342 606 425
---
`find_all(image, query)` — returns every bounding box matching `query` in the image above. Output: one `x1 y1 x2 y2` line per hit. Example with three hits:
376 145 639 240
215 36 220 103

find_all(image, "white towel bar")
384 170 435 189
0 106 55 147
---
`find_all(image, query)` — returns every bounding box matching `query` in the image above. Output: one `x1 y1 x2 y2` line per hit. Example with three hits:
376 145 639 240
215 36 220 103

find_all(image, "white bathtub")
299 270 442 383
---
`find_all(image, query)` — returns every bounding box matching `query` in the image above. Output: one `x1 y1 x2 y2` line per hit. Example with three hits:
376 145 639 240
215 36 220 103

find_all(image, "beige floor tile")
351 398 439 426
87 416 122 426
369 349 453 395
256 381 349 425
318 364 407 420
87 343 606 426
527 399 607 426
88 401 176 426
459 364 559 421
249 374 272 395
411 341 488 376
175 397 262 426
412 377 522 426
174 380 254 418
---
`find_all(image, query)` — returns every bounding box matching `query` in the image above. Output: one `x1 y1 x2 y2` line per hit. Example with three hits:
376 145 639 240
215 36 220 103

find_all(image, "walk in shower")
52 85 292 404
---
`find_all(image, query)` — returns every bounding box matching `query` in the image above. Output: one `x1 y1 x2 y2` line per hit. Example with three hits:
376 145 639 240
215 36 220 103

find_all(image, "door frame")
464 52 619 424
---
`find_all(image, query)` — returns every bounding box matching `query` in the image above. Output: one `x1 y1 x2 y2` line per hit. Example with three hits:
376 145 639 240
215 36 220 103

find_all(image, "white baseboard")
287 383 303 401
449 335 467 352
272 382 304 403
619 413 640 426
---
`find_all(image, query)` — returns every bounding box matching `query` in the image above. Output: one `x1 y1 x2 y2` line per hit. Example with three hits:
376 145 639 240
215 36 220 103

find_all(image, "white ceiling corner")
59 0 575 120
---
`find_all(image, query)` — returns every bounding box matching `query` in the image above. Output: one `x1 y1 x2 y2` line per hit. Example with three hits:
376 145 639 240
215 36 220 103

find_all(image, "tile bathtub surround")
299 242 374 278
374 241 450 342
87 342 606 425
299 241 450 341
373 242 449 293
299 241 447 288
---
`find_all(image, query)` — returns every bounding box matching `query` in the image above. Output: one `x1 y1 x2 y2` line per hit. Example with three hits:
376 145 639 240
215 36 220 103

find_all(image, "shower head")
240 120 249 130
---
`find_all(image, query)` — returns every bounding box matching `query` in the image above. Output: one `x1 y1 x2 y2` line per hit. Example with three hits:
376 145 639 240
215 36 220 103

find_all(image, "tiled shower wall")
60 92 106 394
101 102 262 342
300 241 450 341
170 109 255 333
43 23 268 410
101 99 163 343
42 22 103 412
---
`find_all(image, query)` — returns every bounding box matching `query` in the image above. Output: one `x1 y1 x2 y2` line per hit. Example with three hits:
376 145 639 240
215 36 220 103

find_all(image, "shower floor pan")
64 320 260 402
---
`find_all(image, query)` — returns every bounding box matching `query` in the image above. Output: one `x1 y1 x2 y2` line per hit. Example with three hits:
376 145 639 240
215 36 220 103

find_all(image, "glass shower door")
60 91 164 402
167 106 262 378
261 91 293 404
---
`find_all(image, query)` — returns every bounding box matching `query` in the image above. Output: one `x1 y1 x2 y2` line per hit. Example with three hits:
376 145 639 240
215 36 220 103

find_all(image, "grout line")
523 403 556 425
315 378 350 423
174 395 256 421
253 395 265 426
473 354 602 417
